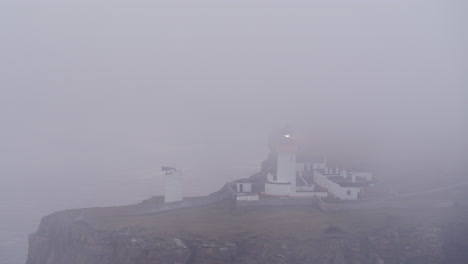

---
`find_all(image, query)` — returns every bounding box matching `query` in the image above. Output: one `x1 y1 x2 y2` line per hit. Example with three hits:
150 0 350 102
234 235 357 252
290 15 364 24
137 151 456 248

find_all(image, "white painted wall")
314 171 361 200
265 182 291 196
296 185 315 192
290 157 297 193
277 151 295 184
274 141 297 195
290 192 328 198
236 183 252 193
164 171 183 203
236 195 259 201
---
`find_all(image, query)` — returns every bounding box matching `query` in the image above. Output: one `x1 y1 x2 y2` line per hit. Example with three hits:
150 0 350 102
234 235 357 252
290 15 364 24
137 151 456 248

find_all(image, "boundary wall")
236 197 317 207
140 184 236 215
137 183 318 213
132 182 468 215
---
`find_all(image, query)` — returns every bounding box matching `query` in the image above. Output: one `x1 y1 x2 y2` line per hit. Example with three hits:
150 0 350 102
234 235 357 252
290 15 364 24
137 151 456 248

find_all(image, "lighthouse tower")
264 129 297 196
276 133 297 192
162 166 183 203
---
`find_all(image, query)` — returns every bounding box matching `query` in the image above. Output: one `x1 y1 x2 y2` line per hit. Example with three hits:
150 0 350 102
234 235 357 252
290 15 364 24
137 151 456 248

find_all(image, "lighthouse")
264 128 297 196
276 133 297 192
162 166 183 203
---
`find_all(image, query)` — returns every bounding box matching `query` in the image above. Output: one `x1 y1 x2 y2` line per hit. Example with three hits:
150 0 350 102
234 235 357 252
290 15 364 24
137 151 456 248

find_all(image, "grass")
86 200 468 242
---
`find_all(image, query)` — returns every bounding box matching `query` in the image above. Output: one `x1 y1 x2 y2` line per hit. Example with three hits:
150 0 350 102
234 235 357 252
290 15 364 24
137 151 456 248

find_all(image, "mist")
0 0 467 263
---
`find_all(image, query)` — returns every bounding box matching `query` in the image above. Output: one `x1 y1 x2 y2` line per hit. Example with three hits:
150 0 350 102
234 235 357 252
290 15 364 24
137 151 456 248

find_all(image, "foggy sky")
1 0 467 190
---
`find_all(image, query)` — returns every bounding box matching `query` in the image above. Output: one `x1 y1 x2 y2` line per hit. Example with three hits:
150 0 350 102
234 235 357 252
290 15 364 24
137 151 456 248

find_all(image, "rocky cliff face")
26 203 468 264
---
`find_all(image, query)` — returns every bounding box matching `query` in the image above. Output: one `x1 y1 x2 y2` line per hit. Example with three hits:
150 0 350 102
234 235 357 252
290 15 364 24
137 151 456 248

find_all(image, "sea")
0 167 257 264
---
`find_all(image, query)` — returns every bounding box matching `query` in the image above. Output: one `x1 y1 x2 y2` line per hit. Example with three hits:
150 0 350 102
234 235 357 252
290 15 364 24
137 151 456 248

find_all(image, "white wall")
236 183 252 193
265 182 291 196
342 187 360 200
314 171 360 200
236 195 259 201
277 151 295 184
296 185 315 192
290 192 328 198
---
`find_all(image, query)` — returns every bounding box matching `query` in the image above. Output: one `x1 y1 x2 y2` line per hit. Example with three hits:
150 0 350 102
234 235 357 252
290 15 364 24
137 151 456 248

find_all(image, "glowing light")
284 134 291 138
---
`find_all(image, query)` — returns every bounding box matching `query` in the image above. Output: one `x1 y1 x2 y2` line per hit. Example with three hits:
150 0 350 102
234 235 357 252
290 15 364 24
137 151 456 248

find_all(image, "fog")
0 0 467 263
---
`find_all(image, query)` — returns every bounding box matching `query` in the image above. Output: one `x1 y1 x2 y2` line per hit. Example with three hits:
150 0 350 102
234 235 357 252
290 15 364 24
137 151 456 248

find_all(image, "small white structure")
236 182 252 193
163 167 183 203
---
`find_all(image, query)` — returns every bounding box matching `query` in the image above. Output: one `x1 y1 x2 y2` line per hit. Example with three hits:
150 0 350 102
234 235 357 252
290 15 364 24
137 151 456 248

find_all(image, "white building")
314 170 362 200
236 182 252 193
261 131 373 200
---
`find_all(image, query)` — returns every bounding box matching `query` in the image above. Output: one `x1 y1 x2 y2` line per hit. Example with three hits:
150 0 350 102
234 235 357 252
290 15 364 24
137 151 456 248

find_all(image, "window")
346 190 352 196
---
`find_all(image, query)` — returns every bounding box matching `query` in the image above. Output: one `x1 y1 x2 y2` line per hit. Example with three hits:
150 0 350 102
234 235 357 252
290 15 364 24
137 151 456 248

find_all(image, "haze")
0 1 467 263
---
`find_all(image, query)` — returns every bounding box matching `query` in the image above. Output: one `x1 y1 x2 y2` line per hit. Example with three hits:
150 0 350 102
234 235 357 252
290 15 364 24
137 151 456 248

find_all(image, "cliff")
27 199 468 264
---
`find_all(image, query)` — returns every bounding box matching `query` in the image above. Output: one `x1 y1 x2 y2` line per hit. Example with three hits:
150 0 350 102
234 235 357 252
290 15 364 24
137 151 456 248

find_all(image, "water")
0 167 257 264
